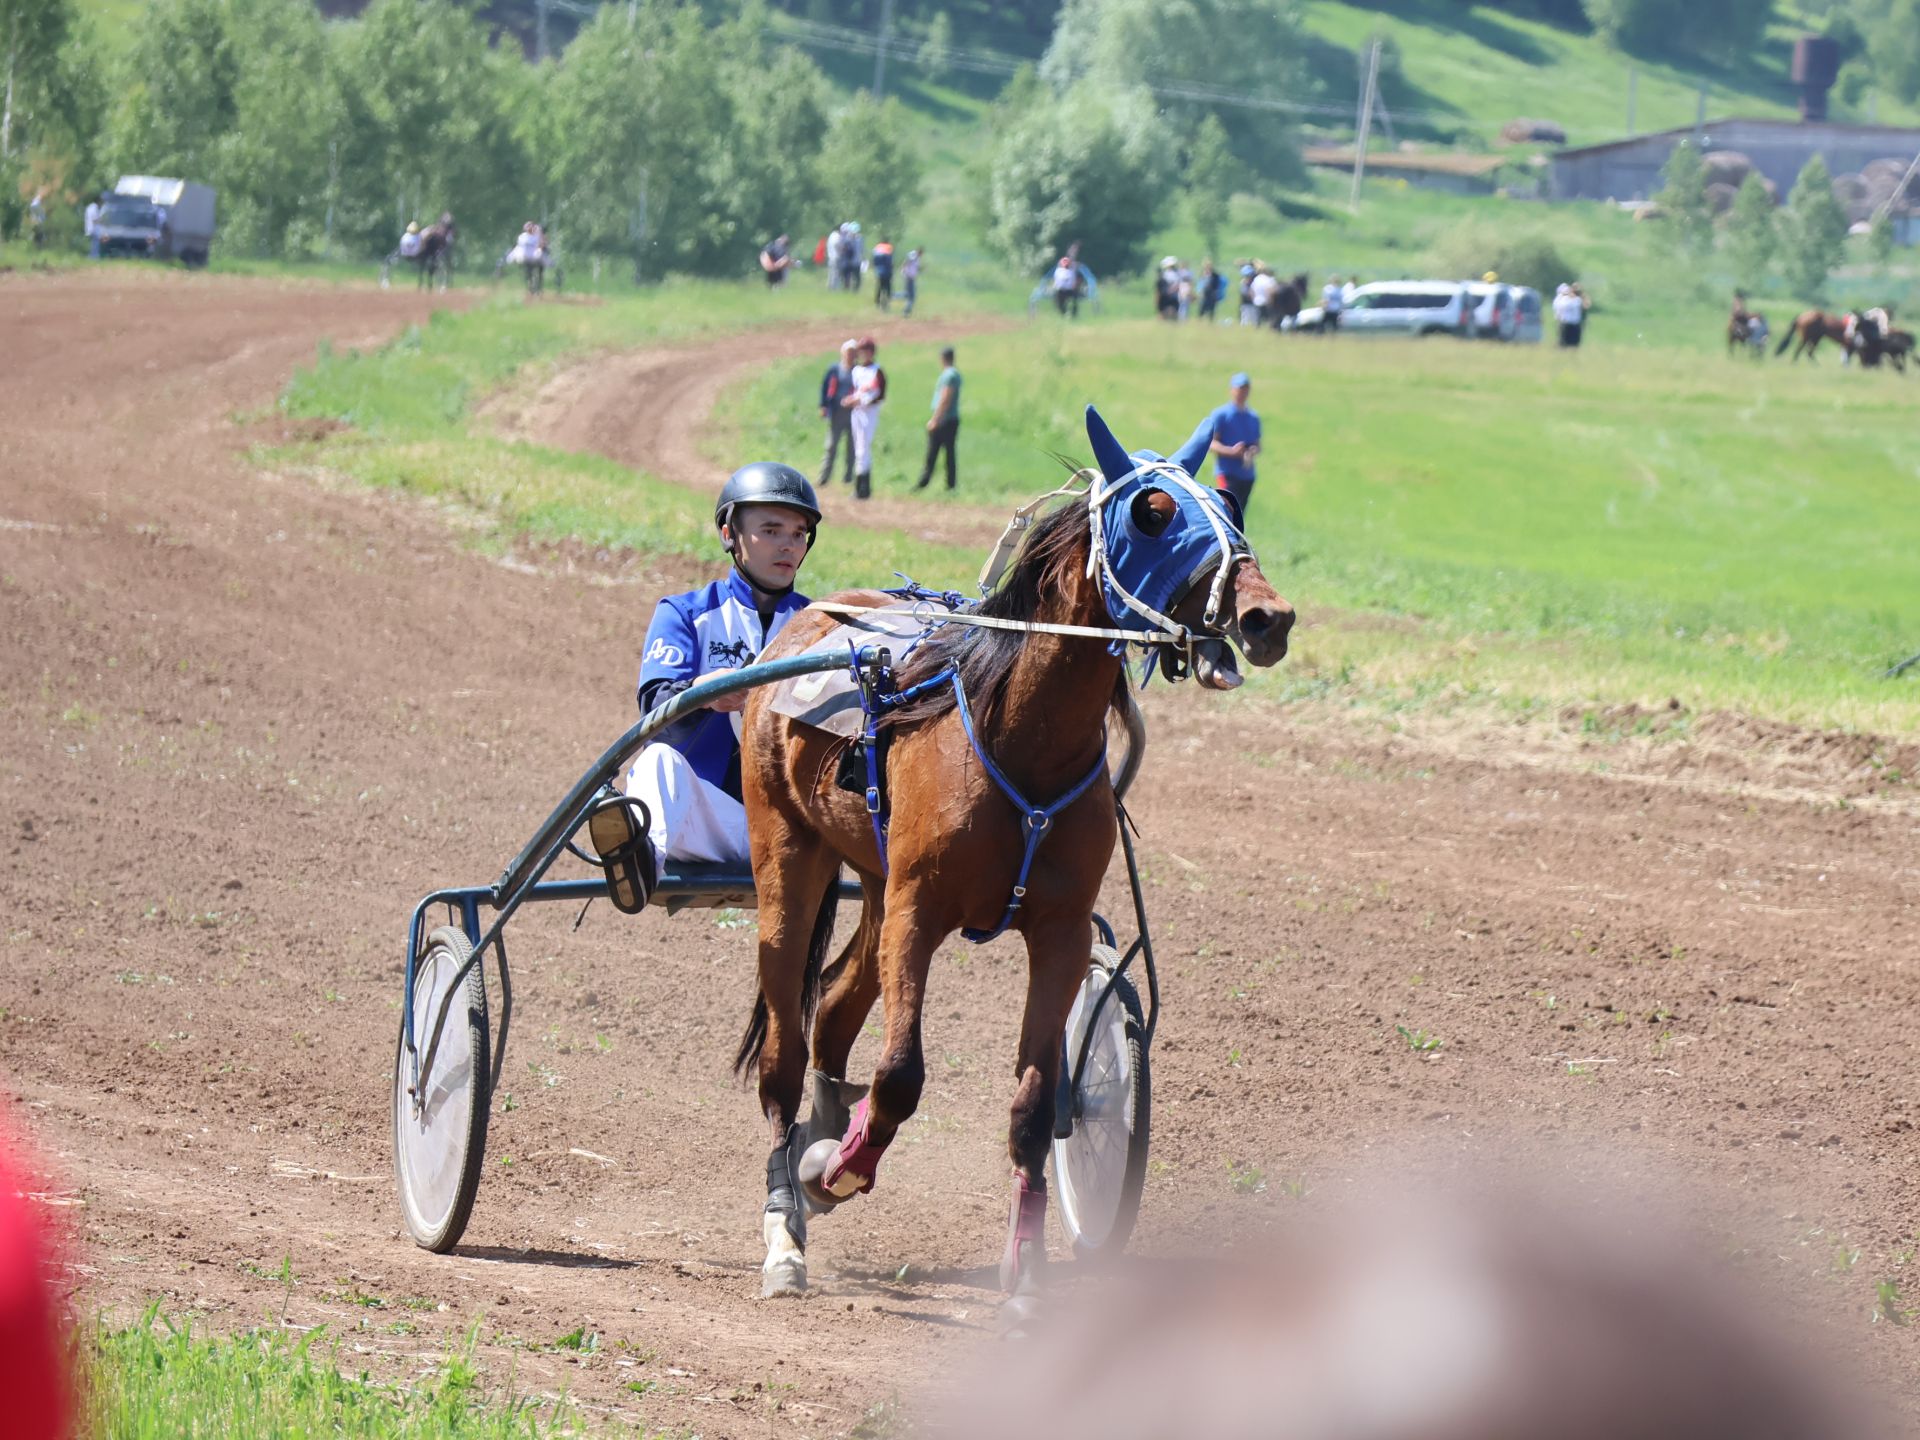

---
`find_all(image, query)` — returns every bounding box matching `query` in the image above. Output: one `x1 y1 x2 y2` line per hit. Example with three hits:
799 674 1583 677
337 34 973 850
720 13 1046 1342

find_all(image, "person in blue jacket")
590 462 823 912
1206 371 1261 515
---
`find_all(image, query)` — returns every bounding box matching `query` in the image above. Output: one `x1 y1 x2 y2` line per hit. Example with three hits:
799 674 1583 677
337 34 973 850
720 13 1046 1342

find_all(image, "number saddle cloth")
765 605 936 739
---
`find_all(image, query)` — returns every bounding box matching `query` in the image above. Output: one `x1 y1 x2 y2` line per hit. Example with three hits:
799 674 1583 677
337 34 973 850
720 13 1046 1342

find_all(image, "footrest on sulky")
586 791 656 915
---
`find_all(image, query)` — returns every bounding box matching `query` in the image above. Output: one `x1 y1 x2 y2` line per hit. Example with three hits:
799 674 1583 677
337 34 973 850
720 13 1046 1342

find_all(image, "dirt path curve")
489 312 1018 551
3 272 1919 1434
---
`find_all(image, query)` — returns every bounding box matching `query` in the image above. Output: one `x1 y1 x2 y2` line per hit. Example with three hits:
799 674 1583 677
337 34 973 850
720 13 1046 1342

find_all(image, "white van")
1464 282 1544 343
1297 280 1474 336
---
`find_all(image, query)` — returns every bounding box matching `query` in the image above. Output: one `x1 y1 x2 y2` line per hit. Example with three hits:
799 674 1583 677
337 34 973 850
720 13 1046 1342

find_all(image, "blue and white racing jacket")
635 569 810 799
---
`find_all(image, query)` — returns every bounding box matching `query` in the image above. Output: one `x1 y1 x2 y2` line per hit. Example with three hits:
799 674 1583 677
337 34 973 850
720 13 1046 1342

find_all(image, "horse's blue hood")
1084 405 1248 638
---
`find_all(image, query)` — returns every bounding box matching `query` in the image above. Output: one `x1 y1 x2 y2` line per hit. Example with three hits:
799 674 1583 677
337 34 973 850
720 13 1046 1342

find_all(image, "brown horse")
1773 308 1889 364
414 215 456 291
1775 309 1845 362
736 406 1293 1312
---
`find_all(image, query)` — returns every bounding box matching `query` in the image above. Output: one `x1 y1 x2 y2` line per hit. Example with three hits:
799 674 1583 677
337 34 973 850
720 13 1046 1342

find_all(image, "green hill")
1298 2 1920 146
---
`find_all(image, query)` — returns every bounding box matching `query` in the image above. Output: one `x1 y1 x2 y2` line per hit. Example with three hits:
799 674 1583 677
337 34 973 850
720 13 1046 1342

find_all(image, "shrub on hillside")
983 82 1174 278
1778 155 1849 298
1039 0 1305 184
1583 0 1772 62
1724 172 1777 288
1424 219 1574 294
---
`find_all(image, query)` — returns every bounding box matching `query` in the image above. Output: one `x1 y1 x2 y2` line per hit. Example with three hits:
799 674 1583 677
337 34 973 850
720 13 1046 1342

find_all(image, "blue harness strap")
950 677 1108 944
850 642 954 871
848 641 1107 944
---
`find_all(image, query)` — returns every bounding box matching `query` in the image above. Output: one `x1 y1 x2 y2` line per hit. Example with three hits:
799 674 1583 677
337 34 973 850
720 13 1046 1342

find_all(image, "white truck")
104 176 217 266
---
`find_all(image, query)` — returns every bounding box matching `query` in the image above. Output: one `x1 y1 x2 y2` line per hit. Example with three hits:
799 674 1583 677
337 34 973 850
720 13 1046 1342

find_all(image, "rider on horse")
590 463 824 913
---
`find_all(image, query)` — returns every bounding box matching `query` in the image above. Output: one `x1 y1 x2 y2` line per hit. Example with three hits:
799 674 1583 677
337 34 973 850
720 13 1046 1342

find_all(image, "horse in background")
414 215 456 291
1727 305 1768 358
1271 271 1312 329
1775 309 1848 362
1775 308 1891 365
736 405 1295 1318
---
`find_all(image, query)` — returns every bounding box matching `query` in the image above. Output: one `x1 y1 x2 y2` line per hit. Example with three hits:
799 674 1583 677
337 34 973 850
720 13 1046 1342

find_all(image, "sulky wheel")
392 925 491 1252
1051 945 1150 1259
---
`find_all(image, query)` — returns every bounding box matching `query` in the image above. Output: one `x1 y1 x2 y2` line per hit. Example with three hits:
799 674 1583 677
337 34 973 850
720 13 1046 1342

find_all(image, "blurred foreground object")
936 1179 1892 1440
0 1120 72 1439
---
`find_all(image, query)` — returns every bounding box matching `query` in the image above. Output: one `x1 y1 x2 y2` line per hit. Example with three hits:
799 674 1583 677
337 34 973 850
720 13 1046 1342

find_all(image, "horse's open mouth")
1194 637 1242 690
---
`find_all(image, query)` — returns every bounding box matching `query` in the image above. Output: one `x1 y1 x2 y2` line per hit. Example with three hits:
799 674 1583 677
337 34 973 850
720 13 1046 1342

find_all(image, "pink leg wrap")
821 1096 889 1196
1000 1170 1048 1293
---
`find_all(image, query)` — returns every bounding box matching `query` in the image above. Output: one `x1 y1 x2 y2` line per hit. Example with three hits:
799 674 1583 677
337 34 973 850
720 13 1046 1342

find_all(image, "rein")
814 599 1183 649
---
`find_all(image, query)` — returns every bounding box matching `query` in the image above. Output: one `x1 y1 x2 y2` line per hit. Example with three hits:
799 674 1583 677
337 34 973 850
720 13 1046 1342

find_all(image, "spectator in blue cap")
1206 372 1261 514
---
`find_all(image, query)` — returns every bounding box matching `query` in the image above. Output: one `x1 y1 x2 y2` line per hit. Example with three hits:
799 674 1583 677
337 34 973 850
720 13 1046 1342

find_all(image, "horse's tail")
1774 327 1795 358
733 880 842 1078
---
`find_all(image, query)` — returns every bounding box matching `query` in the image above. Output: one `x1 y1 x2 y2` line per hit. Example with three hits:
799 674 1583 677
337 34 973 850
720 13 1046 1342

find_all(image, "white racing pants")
850 404 881 475
622 743 749 878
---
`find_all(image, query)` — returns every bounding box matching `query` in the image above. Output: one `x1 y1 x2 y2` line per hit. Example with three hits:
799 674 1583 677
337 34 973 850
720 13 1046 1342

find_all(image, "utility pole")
873 0 896 98
1371 68 1396 148
535 0 549 62
1626 65 1637 136
1695 84 1707 139
1871 145 1920 227
1350 39 1381 212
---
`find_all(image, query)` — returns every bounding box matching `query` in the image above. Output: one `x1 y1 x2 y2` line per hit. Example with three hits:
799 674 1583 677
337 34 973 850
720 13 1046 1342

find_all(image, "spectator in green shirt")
917 347 962 491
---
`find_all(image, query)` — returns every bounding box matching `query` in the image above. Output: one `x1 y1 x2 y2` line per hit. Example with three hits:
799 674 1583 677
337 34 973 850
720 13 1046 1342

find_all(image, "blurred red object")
0 1122 72 1440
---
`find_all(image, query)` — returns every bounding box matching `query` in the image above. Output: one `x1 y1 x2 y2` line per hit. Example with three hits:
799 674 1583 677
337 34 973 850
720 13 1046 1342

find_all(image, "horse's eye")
1130 489 1174 538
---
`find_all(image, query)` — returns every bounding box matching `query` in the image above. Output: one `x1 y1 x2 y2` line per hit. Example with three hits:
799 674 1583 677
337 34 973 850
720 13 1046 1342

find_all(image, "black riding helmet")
716 462 822 595
716 462 822 541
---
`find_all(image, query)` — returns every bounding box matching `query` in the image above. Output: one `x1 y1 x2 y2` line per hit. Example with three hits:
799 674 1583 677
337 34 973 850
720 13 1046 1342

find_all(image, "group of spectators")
1154 257 1231 322
761 226 923 316
816 337 963 498
1152 258 1355 331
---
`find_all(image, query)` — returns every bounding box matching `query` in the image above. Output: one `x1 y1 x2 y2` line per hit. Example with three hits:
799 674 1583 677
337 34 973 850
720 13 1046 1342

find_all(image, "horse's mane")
883 496 1092 732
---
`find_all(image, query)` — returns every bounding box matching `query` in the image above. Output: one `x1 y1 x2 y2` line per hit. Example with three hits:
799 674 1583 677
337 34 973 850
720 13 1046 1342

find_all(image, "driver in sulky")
590 463 824 913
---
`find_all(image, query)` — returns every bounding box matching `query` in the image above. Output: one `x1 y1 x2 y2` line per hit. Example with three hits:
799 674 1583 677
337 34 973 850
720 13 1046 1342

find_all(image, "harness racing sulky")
381 214 457 292
390 405 1294 1326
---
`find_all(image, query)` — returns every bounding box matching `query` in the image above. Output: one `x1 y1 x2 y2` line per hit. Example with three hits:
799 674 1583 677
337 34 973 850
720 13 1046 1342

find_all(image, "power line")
764 14 1511 130
521 4 1511 135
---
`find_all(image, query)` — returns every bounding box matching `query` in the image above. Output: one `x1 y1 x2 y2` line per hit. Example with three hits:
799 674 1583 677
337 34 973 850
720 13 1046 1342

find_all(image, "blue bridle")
849 404 1253 943
1083 403 1255 651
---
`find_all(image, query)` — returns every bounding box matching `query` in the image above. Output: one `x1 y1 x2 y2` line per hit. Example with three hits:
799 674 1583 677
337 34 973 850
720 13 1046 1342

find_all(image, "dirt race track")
4 271 1920 1434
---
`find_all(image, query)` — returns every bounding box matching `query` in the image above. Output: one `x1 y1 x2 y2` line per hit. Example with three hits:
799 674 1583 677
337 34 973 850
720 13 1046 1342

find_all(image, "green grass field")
85 1309 627 1438
723 306 1920 734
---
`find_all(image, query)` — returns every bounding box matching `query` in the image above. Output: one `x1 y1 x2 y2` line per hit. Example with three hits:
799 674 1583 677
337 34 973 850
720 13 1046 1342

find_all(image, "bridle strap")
813 599 1181 648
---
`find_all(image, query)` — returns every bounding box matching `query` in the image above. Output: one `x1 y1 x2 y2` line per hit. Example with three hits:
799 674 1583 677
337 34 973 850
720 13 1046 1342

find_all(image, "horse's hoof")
761 1212 808 1298
997 1290 1044 1340
797 1135 864 1211
761 1254 808 1298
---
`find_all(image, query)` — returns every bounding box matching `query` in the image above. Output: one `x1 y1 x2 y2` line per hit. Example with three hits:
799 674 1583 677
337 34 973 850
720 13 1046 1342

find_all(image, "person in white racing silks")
587 463 823 913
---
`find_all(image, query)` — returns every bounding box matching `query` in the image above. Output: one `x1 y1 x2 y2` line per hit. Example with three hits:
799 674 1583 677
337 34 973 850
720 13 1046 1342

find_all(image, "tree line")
1 0 923 277
1656 139 1868 296
2 0 1317 284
